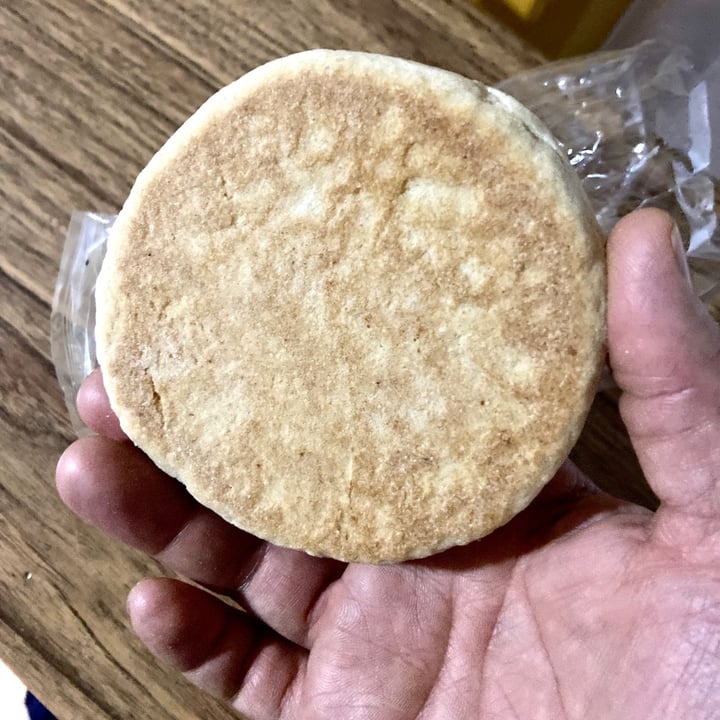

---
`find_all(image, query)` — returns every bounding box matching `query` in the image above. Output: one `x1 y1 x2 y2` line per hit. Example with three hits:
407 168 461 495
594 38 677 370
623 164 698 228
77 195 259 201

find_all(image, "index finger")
77 368 128 440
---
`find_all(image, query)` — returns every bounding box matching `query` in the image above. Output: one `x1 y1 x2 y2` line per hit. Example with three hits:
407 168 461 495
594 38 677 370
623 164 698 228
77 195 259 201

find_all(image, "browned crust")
96 50 606 563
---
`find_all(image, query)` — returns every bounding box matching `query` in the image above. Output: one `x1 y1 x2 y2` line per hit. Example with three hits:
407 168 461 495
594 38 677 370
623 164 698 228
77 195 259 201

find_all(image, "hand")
56 209 720 720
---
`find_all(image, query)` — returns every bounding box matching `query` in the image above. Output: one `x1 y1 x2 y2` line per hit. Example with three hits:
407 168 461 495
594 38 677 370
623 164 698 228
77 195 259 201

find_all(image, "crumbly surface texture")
96 50 606 563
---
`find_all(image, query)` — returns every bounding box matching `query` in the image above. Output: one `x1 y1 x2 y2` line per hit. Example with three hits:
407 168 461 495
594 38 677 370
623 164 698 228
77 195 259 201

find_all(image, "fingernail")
671 223 693 288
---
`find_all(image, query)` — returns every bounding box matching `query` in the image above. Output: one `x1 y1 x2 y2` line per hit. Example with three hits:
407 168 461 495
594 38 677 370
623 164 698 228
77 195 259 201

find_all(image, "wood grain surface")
1 2 652 719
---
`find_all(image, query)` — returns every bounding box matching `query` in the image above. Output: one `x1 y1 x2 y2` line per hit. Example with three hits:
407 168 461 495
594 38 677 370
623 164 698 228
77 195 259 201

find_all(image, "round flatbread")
96 50 606 563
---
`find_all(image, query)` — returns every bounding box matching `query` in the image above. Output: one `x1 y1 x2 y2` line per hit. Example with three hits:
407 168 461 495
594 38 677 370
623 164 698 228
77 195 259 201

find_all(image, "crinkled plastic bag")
498 41 720 306
51 212 114 434
51 42 720 433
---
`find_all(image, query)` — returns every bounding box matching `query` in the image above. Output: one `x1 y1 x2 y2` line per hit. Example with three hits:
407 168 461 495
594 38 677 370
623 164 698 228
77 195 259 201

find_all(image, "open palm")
57 210 720 719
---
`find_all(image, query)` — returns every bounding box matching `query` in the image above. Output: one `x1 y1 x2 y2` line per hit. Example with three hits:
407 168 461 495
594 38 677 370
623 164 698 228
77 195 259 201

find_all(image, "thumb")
608 208 720 520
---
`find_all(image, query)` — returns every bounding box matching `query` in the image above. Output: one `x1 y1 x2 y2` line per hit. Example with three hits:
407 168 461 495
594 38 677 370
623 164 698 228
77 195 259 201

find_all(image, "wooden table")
0 2 654 718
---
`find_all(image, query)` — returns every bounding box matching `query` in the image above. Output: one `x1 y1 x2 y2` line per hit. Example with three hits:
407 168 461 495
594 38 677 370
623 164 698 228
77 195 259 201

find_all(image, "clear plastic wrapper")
51 212 114 434
498 41 720 306
51 42 719 432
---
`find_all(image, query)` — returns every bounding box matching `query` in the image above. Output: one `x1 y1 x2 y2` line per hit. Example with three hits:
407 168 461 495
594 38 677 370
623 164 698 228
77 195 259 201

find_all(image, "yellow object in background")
471 0 633 58
501 0 550 21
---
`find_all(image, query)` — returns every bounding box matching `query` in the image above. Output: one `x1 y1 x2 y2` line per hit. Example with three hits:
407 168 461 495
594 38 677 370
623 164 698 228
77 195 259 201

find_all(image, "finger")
128 578 305 720
56 435 195 551
77 368 128 440
56 436 344 647
608 208 720 520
